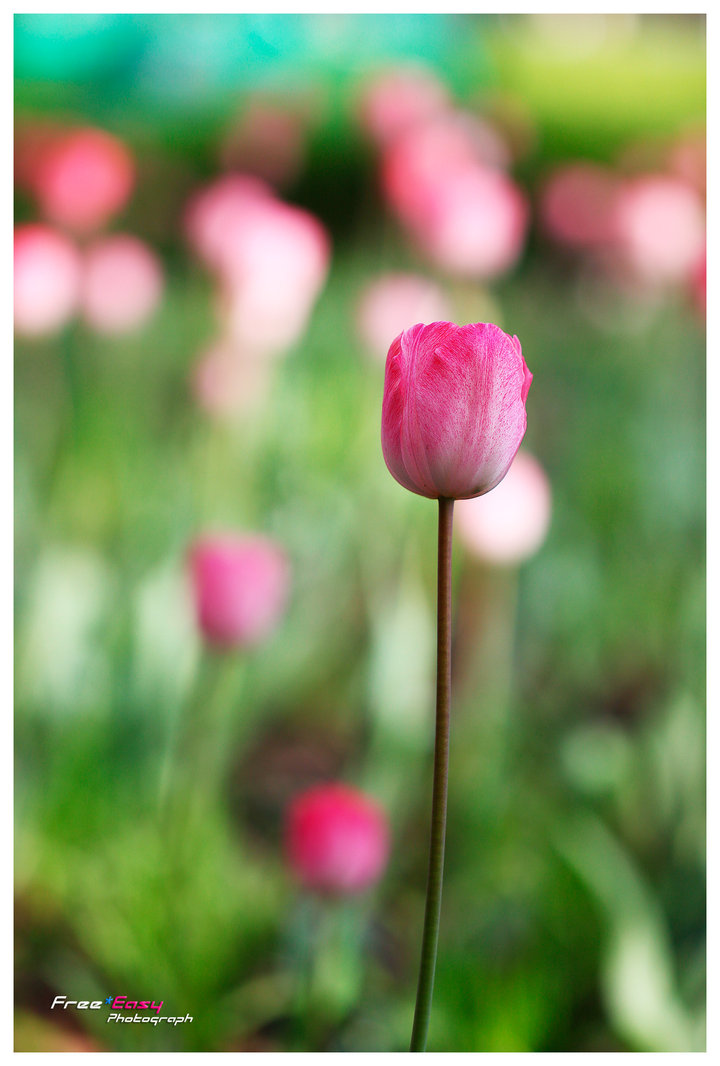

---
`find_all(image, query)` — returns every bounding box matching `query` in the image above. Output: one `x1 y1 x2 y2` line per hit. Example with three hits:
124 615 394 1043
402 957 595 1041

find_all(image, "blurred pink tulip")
382 114 510 232
358 64 450 145
190 535 290 649
285 783 390 895
416 164 528 278
191 341 273 416
80 235 164 335
381 321 531 500
186 176 330 355
540 163 620 249
356 273 451 362
612 175 705 286
185 174 272 271
691 251 706 318
668 129 706 196
220 100 307 188
455 450 551 566
14 223 82 337
30 127 135 234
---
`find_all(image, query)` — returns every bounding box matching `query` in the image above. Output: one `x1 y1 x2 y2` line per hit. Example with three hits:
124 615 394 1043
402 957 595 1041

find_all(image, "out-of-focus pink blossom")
30 127 135 234
192 342 273 417
612 175 705 286
185 174 271 271
285 783 390 895
668 129 706 196
455 450 551 566
186 176 330 355
190 534 290 649
80 235 164 335
358 65 450 145
220 100 307 188
356 274 451 362
540 163 620 249
417 165 529 278
382 322 531 500
691 251 706 318
14 224 82 337
382 114 510 231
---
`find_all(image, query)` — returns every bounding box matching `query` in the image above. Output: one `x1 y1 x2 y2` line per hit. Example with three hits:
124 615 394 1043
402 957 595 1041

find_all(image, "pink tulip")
30 127 135 234
285 783 390 895
540 163 620 249
14 223 82 337
189 535 290 649
356 273 451 362
381 321 532 500
358 64 450 145
455 450 551 565
612 175 705 286
80 235 164 334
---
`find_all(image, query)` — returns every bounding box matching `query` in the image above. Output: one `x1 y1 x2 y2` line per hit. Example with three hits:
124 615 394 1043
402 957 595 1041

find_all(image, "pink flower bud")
80 234 164 335
285 783 390 895
14 223 81 337
30 127 135 234
455 450 551 565
357 273 450 362
189 535 290 649
381 321 532 500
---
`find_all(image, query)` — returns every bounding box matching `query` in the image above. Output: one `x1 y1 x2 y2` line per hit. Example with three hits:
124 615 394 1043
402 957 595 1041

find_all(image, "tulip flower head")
285 783 390 895
381 321 532 500
190 534 290 649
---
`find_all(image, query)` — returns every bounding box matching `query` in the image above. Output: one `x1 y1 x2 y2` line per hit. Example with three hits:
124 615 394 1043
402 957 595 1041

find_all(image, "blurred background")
14 12 705 1053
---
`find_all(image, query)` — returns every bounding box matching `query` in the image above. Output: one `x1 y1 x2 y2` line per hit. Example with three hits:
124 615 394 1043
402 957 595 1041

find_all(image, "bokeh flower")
381 113 511 232
455 450 551 565
358 64 450 145
14 223 82 337
415 164 528 278
540 162 620 250
28 126 135 234
381 321 532 500
357 273 450 363
185 175 330 355
189 534 290 649
80 234 164 334
191 341 274 417
285 783 390 895
612 174 705 286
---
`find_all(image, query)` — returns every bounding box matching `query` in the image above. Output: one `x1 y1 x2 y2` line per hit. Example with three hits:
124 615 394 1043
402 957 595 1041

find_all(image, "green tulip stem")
410 496 454 1052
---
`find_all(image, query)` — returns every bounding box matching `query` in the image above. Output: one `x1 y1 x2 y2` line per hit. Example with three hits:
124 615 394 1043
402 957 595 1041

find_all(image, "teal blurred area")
14 12 705 1054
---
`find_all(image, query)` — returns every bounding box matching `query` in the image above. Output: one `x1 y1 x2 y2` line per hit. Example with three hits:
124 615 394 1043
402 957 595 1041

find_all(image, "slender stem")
410 496 454 1052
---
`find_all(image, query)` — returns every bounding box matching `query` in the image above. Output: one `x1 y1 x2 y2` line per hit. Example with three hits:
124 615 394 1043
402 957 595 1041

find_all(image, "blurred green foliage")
15 12 705 1053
